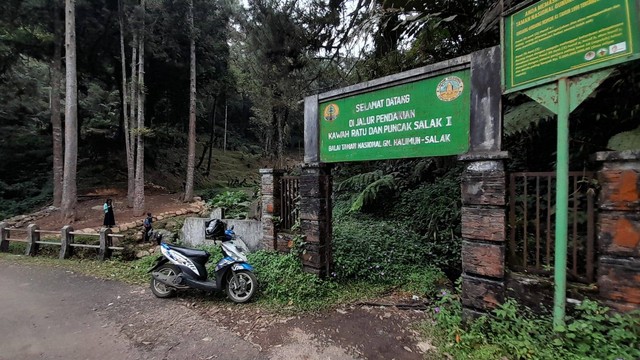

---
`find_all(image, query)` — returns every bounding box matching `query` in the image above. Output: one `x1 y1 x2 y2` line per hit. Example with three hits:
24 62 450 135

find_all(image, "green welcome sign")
504 0 640 92
318 70 470 163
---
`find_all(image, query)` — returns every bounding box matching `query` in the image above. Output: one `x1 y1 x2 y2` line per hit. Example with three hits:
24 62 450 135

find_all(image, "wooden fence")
0 222 124 260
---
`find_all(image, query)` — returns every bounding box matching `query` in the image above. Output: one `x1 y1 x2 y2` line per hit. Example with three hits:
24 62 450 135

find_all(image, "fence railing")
508 171 596 284
279 176 300 231
0 222 124 261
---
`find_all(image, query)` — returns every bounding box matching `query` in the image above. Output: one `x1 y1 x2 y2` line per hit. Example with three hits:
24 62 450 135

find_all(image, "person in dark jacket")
103 199 115 228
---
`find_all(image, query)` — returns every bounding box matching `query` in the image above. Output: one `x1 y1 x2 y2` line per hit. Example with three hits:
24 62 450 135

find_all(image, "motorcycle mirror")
231 225 235 230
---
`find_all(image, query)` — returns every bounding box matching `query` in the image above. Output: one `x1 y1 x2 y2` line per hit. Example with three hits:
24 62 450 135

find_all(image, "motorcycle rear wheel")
226 270 257 303
150 264 181 298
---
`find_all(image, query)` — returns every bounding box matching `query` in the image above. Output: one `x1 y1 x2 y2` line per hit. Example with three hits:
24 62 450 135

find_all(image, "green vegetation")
332 164 463 281
0 252 158 285
206 190 251 219
424 293 640 360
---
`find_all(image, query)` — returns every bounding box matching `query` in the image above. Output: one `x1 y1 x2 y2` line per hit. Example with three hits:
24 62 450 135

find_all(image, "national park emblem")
436 76 464 102
323 103 339 121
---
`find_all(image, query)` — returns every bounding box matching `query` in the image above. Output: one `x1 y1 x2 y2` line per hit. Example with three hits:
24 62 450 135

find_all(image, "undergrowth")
423 292 640 360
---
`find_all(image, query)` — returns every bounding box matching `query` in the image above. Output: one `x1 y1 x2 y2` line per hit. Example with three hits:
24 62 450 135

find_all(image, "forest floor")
21 188 197 232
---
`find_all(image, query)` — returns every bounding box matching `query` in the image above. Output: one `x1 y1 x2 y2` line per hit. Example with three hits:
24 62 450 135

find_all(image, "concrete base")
180 217 262 251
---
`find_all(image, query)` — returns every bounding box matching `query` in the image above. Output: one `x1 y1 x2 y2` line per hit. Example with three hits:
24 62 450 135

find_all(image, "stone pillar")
594 150 640 312
456 46 507 319
299 163 332 276
458 153 509 319
260 168 284 251
99 227 113 261
0 221 8 252
26 224 40 256
60 225 74 259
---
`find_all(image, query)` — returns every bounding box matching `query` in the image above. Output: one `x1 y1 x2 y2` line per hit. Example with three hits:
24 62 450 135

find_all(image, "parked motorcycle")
148 226 257 303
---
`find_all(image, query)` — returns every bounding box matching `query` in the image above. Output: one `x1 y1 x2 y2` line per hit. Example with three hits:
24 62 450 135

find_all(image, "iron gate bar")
547 176 552 268
536 176 540 269
572 175 578 277
586 192 595 282
523 175 528 268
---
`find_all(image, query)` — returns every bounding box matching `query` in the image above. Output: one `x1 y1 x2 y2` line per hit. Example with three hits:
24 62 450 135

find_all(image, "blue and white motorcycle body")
149 228 257 303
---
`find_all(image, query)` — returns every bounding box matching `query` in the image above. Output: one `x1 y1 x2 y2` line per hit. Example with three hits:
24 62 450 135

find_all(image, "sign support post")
554 77 570 329
522 70 617 328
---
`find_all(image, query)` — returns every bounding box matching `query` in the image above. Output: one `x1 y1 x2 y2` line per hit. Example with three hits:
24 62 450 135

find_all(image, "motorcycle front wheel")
150 264 181 298
226 270 257 303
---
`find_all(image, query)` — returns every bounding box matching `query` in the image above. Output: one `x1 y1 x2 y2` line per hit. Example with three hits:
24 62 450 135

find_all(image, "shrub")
332 166 463 282
388 168 463 271
427 294 640 360
207 191 250 219
333 216 428 282
247 250 338 309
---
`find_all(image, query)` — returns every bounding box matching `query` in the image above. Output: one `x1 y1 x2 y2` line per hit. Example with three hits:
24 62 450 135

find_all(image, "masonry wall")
595 150 640 312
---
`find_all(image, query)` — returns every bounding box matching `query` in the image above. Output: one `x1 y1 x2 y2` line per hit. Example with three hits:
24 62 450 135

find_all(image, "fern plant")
337 170 397 213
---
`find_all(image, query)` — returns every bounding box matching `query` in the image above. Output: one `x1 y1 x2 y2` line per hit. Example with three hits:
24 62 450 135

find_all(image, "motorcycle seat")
169 245 210 259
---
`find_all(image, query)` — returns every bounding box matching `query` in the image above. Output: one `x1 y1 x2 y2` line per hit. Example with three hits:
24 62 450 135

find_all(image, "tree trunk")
61 0 78 221
201 97 217 174
184 0 196 202
196 97 216 170
275 106 284 167
133 0 145 216
51 0 63 208
118 0 135 208
129 32 138 208
223 98 228 152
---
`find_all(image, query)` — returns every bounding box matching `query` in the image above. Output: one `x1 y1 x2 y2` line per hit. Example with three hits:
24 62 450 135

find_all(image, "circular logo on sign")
323 103 339 121
436 76 464 101
584 51 596 61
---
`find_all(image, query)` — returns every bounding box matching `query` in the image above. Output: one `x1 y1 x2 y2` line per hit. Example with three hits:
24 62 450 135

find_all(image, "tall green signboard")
319 70 470 163
504 0 640 92
502 0 640 329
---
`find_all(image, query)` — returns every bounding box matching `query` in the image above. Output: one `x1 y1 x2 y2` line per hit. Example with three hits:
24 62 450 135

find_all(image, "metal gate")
508 171 597 284
279 176 300 231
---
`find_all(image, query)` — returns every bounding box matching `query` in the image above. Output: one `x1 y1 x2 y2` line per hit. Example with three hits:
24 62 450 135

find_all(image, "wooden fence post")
26 224 40 256
60 225 74 259
0 222 8 252
99 228 112 261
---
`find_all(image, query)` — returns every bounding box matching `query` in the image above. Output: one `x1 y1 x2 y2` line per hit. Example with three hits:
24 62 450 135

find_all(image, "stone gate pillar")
299 163 332 276
260 168 284 251
594 150 640 312
459 153 509 318
458 45 507 319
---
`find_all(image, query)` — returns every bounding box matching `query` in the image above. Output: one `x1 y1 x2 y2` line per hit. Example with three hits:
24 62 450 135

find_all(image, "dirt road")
0 258 431 360
0 259 266 360
0 256 432 360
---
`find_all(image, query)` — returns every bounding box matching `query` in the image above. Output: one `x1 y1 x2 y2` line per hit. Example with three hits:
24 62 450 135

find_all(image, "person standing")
103 198 116 228
143 212 153 242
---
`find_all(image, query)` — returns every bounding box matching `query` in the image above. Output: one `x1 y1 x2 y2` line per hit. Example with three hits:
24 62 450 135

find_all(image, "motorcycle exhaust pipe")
152 272 183 288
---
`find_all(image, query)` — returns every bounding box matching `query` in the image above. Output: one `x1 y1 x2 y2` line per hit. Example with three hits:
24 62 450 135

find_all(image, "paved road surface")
0 259 265 360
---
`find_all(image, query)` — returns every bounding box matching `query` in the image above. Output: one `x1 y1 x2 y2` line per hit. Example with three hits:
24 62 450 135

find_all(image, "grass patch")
0 252 157 285
421 292 640 360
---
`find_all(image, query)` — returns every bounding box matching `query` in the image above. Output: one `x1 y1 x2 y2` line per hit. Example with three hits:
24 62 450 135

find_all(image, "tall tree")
61 0 78 221
51 0 63 207
119 0 135 207
184 0 196 202
133 0 146 215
